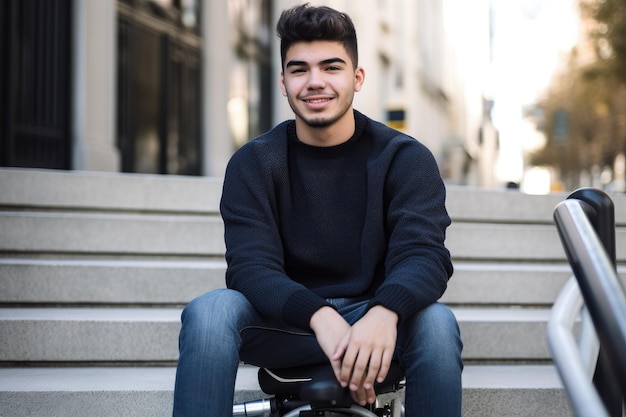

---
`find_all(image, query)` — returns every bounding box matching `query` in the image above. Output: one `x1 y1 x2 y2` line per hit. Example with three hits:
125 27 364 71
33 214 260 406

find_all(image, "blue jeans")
172 288 463 416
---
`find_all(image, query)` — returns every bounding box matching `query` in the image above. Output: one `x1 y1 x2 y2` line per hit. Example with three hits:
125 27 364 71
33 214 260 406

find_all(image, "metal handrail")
550 188 626 417
548 277 606 417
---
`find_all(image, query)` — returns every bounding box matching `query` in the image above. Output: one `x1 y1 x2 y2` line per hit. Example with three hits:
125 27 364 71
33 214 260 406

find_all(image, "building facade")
1 0 495 185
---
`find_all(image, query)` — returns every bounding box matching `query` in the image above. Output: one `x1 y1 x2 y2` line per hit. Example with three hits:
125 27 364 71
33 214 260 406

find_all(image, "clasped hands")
309 304 398 406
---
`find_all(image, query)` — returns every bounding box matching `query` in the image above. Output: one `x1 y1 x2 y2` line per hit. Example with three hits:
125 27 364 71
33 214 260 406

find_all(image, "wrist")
310 306 340 332
368 304 399 326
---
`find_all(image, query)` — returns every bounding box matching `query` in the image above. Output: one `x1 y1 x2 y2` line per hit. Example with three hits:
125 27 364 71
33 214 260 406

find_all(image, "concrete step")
4 168 625 224
447 187 566 223
0 307 559 363
3 257 625 306
0 168 595 219
455 308 555 360
0 308 181 362
0 258 225 305
450 222 626 262
445 263 626 305
444 262 572 305
3 210 625 261
0 211 225 256
0 365 574 417
0 168 223 214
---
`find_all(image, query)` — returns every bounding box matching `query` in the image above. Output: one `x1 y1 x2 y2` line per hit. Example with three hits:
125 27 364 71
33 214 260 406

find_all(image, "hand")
309 306 351 380
333 305 398 405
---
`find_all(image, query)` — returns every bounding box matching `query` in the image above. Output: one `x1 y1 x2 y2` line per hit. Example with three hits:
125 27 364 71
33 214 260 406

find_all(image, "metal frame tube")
552 188 626 416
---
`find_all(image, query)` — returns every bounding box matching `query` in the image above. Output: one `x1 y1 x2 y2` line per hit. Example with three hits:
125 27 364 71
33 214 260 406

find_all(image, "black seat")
258 362 405 406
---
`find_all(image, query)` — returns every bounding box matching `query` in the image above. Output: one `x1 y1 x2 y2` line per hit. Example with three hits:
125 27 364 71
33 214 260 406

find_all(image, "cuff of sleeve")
368 284 419 322
282 289 333 330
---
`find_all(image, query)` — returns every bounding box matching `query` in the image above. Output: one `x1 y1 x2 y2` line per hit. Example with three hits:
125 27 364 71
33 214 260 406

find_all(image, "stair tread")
0 258 226 267
453 307 552 321
0 168 223 213
1 307 557 362
0 306 553 321
0 365 563 391
0 307 183 321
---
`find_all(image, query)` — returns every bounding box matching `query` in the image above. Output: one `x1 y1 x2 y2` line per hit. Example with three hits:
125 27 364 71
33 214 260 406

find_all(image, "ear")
354 67 365 92
280 72 287 97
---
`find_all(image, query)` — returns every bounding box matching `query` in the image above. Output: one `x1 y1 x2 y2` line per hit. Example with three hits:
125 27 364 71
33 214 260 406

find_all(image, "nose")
307 68 325 90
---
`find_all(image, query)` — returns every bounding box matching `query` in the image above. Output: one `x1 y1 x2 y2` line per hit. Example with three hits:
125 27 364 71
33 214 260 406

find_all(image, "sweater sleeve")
368 136 453 321
220 138 331 329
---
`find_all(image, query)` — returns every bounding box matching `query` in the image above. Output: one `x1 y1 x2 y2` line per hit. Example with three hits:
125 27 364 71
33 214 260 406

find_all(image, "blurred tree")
529 0 626 191
581 0 626 83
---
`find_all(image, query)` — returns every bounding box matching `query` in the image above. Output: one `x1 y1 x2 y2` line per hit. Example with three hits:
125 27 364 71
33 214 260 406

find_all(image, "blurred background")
0 0 624 194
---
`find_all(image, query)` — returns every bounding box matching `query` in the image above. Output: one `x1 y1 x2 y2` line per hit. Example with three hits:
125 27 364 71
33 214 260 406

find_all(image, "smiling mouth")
303 97 332 103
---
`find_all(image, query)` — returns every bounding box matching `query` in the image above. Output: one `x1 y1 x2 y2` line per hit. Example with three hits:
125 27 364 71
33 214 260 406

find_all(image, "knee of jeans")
181 288 250 329
427 303 459 334
404 303 462 354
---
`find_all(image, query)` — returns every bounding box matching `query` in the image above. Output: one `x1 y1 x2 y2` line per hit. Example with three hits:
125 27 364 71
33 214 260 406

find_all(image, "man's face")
280 40 364 129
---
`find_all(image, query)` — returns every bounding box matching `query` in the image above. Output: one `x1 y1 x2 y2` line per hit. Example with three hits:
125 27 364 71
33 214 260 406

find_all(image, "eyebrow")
285 57 347 68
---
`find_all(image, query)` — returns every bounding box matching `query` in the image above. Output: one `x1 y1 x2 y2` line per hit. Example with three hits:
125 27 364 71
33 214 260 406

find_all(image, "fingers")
332 335 348 362
334 306 399 406
330 339 347 383
348 349 369 392
361 351 381 405
330 357 343 388
361 348 382 390
338 344 356 388
341 346 390 406
344 346 391 387
376 348 394 383
350 372 376 406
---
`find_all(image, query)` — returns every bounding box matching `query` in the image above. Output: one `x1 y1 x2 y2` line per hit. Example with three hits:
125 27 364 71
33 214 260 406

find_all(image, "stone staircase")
1 167 625 417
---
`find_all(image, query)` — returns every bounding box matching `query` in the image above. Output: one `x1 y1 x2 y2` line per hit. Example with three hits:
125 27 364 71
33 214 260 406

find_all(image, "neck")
295 109 356 147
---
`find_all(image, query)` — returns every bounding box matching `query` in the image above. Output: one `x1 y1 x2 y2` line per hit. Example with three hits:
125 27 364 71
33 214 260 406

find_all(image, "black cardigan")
220 110 453 330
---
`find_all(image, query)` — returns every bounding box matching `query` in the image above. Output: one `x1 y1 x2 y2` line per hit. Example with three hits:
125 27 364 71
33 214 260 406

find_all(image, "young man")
173 4 463 416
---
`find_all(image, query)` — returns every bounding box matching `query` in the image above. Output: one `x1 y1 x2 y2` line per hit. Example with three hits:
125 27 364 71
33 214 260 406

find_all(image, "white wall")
202 1 236 177
72 0 120 172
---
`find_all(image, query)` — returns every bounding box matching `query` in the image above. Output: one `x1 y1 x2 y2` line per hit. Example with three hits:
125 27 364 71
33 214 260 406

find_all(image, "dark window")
117 0 202 175
0 0 73 169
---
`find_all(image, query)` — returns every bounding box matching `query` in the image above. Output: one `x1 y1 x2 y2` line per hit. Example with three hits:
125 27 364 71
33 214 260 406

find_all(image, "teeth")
306 98 330 103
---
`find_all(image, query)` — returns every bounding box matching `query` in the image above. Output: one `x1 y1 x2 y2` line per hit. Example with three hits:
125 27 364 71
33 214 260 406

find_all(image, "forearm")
377 141 453 318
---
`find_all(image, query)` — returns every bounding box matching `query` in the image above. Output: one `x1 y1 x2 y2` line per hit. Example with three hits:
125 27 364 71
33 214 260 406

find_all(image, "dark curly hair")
276 3 358 69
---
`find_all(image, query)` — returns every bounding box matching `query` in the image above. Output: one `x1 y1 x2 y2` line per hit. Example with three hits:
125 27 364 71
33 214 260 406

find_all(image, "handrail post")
568 188 616 268
566 188 622 417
